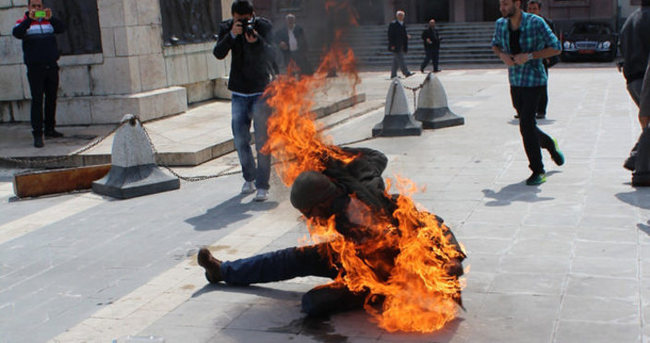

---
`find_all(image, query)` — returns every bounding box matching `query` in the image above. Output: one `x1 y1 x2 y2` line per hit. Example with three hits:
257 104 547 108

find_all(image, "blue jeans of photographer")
231 93 271 190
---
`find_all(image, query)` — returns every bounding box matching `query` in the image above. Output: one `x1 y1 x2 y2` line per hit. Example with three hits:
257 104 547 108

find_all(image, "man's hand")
44 8 52 20
407 34 412 39
231 21 243 36
426 38 432 44
278 41 288 50
513 53 530 65
28 9 36 20
499 52 515 66
244 30 258 43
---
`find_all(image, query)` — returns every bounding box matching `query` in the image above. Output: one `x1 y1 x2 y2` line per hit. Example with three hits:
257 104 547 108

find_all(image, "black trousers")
282 51 313 75
536 65 549 115
27 64 59 136
420 47 439 71
510 86 555 174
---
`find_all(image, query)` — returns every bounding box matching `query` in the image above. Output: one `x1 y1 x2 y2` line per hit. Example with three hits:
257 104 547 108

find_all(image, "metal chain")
0 122 124 166
402 75 430 106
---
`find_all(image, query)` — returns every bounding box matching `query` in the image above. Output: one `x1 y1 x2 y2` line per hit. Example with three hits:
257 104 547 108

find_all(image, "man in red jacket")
12 0 66 148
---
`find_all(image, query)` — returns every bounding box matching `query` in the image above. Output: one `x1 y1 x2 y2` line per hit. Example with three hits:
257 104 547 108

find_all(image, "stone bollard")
632 127 650 187
92 114 180 199
372 78 422 137
414 72 464 129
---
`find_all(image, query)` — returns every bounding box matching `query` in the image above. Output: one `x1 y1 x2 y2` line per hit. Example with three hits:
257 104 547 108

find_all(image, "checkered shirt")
491 12 561 87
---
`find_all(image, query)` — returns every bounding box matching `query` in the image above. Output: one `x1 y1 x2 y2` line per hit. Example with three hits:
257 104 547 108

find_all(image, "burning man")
198 146 465 318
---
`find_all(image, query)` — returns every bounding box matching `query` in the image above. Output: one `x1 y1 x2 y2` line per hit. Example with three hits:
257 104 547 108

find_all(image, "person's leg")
27 65 45 137
296 52 313 75
43 65 60 134
231 94 256 183
433 47 440 71
627 79 643 107
391 52 399 78
397 50 410 76
420 49 431 72
252 95 271 191
220 244 339 285
536 66 549 117
513 86 545 175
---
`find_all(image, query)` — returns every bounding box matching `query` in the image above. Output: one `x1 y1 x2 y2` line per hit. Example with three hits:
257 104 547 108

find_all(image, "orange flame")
264 0 464 333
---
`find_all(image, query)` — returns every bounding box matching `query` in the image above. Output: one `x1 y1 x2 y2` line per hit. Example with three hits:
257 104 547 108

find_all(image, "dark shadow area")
637 221 650 237
482 174 559 206
380 317 464 343
615 188 650 210
185 194 279 231
508 119 557 126
192 282 303 302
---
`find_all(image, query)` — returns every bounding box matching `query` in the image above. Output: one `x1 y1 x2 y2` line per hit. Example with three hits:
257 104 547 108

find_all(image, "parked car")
560 21 618 62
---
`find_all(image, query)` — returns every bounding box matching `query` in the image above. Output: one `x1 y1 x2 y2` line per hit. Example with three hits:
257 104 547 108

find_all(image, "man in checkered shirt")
491 0 565 186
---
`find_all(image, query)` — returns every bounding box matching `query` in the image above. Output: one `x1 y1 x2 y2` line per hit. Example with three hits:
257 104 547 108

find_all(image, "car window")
571 23 611 35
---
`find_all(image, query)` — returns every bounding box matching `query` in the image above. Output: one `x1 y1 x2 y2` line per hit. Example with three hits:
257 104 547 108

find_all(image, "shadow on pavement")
191 283 304 302
615 189 650 210
482 175 558 206
637 221 650 237
185 194 279 231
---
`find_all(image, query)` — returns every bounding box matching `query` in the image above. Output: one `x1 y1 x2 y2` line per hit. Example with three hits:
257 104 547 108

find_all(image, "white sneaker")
241 181 255 194
254 189 268 202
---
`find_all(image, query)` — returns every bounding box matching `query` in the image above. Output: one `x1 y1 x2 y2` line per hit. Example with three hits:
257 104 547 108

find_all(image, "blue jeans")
231 94 272 190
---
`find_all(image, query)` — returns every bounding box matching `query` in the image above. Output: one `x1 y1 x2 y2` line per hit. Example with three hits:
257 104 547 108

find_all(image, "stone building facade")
0 0 231 125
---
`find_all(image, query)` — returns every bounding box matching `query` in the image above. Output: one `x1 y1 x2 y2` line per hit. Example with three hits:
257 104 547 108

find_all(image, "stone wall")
0 0 231 125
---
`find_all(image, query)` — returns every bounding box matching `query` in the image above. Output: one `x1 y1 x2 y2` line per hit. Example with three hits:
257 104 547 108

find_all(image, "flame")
263 0 465 333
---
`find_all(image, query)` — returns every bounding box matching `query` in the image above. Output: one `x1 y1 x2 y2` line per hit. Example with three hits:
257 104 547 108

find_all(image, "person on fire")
198 146 466 317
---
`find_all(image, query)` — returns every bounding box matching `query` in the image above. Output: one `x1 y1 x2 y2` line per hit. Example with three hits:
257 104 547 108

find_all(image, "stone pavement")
1 67 649 343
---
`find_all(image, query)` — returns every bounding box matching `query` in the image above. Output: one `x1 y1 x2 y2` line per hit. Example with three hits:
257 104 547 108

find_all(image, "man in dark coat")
275 13 313 76
197 146 465 317
12 0 66 148
387 10 413 79
420 19 441 73
621 0 650 171
526 0 557 119
632 60 650 186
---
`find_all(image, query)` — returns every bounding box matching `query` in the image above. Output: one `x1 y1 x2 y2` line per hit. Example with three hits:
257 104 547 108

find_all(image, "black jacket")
421 26 440 50
12 12 66 66
275 25 308 54
620 7 650 83
387 20 408 53
213 17 276 94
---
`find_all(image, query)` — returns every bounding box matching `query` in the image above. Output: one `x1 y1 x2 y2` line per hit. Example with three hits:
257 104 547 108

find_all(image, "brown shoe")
197 248 222 283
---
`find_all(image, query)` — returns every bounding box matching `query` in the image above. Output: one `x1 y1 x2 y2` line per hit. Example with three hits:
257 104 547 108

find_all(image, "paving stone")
573 241 638 260
560 295 639 323
508 238 573 258
554 321 641 343
488 272 564 295
499 254 571 275
571 256 638 279
566 275 639 301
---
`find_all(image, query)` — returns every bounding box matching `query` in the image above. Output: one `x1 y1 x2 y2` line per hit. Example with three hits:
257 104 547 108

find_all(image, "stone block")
213 77 231 99
101 28 116 57
186 53 208 84
0 36 23 65
0 7 26 34
90 56 141 95
115 25 162 57
0 0 13 8
11 99 29 121
89 86 186 124
90 96 140 124
97 0 125 28
138 54 167 91
0 101 12 122
20 64 29 99
0 64 24 101
143 86 187 121
136 0 161 25
206 55 220 79
185 80 214 104
12 0 27 6
59 66 91 97
165 54 189 86
57 98 92 125
58 54 103 67
122 0 139 26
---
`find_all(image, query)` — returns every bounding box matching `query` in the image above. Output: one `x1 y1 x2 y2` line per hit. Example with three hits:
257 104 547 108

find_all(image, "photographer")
213 0 276 202
12 0 66 148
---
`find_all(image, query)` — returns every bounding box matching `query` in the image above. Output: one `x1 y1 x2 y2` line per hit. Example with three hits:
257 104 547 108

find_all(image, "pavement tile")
499 254 571 275
488 272 564 295
573 240 638 260
571 256 638 279
515 225 577 241
463 272 495 293
554 321 642 343
454 223 519 240
576 226 639 243
462 253 501 273
460 238 512 255
225 302 306 331
560 295 639 323
508 238 573 258
566 275 639 301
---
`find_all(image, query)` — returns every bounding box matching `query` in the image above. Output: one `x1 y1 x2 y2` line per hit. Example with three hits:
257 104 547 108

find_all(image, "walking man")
526 0 557 119
387 10 413 79
213 0 276 201
420 19 441 73
12 0 66 148
275 13 313 76
492 0 565 185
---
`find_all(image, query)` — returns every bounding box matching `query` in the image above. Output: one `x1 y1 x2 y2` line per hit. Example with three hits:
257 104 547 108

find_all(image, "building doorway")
416 0 450 22
353 0 385 25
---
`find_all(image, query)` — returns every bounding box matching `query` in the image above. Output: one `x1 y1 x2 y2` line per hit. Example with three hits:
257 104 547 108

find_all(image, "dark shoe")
513 113 520 119
434 68 441 73
624 155 636 171
536 113 546 119
33 135 44 148
549 138 565 166
526 172 546 186
404 72 414 78
420 67 425 73
44 130 64 138
197 248 222 283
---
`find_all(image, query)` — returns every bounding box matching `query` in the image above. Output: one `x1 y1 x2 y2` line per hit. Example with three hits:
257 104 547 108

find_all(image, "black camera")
237 18 256 36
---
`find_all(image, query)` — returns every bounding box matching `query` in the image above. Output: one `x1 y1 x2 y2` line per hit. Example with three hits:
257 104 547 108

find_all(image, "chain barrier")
0 122 125 167
402 75 429 107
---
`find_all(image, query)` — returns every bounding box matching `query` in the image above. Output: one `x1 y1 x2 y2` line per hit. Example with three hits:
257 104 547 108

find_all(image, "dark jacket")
620 7 650 83
421 26 440 50
387 20 408 53
12 12 66 66
213 17 276 94
275 25 308 54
